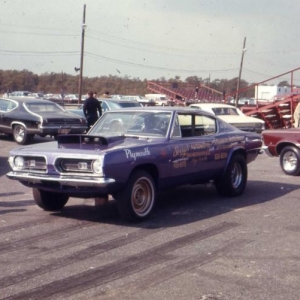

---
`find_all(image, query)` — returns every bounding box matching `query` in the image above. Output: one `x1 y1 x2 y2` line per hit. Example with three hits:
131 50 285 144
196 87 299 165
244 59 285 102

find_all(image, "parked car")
122 95 156 106
229 98 257 106
6 107 262 222
63 94 79 103
9 91 32 97
68 98 143 118
262 128 300 175
0 97 87 144
189 103 265 133
145 94 169 106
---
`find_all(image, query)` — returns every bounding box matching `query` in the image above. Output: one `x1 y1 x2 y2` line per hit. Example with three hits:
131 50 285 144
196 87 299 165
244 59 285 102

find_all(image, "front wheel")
215 154 247 197
114 170 156 222
279 146 300 176
13 124 33 145
33 188 69 211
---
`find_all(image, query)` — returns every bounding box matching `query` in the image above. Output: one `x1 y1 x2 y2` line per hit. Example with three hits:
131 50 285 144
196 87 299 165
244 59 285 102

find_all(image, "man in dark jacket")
83 91 102 130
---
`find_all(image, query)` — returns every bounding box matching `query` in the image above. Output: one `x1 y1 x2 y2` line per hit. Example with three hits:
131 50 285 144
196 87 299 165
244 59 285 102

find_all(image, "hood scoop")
57 134 125 149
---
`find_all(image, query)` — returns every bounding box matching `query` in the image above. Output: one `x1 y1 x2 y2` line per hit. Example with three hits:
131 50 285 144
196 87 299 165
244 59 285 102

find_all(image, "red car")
262 128 300 175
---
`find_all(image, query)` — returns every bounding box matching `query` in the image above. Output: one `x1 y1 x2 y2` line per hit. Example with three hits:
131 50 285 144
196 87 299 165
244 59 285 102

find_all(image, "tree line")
0 69 292 98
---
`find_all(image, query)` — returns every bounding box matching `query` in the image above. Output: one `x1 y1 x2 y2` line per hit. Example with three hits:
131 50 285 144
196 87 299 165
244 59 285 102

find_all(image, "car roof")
98 98 139 103
3 97 56 104
190 103 236 108
104 105 215 115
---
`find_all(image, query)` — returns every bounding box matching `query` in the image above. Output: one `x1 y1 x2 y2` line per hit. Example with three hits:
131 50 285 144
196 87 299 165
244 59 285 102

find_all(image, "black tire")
114 170 156 222
215 154 247 197
33 188 69 211
13 124 33 145
279 146 300 176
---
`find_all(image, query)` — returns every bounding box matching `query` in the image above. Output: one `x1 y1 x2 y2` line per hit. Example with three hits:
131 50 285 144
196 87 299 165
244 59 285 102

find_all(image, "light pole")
236 37 246 107
78 4 86 105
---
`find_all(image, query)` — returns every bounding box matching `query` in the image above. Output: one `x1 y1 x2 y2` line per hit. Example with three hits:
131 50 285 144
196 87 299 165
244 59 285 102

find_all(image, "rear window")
118 102 142 108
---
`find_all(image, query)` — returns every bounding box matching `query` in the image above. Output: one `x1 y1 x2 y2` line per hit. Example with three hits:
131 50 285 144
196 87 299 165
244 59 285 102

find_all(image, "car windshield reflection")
89 111 172 137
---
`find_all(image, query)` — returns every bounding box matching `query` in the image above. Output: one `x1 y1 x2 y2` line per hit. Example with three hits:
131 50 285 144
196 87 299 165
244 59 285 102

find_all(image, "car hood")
218 115 264 124
9 134 162 156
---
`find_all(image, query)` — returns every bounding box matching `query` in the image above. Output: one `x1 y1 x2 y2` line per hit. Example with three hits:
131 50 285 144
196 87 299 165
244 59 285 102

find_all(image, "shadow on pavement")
49 179 300 228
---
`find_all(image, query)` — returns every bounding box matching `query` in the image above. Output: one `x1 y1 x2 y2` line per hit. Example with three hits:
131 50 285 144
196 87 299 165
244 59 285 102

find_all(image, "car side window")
101 102 109 112
170 115 182 138
0 99 8 111
0 99 16 112
177 113 216 137
202 115 216 135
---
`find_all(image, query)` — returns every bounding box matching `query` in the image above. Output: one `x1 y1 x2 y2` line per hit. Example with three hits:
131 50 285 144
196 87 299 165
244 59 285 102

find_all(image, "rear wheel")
114 170 156 222
13 124 33 145
280 146 300 176
215 154 247 197
33 188 69 211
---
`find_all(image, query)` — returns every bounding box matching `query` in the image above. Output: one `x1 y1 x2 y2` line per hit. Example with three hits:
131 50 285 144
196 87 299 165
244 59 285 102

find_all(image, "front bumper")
262 145 273 157
6 172 115 195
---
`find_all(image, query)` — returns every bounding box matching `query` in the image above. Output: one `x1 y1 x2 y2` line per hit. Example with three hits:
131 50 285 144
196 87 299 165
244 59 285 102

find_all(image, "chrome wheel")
215 154 247 197
231 162 243 188
131 176 155 217
115 170 156 221
13 124 33 144
279 146 300 176
14 124 26 143
282 151 297 172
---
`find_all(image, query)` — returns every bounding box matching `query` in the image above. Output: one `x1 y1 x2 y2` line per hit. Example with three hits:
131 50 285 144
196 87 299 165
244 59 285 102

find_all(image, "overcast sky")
1 0 300 85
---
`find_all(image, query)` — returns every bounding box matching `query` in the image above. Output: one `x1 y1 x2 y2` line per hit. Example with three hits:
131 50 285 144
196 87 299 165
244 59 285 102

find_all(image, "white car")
189 103 265 133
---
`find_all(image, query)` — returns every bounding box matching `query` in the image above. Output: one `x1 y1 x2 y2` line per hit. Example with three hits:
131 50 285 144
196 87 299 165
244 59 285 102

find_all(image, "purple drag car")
6 107 262 221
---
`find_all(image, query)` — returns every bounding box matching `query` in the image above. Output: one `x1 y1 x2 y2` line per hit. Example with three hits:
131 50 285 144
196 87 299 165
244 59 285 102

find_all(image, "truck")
145 94 169 106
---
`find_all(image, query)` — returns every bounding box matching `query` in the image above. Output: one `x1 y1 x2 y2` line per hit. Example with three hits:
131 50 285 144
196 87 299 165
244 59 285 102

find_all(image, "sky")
1 0 300 86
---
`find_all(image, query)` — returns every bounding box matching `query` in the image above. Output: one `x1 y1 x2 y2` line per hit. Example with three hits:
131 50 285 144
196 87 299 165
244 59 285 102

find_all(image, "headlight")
92 157 104 175
8 156 25 171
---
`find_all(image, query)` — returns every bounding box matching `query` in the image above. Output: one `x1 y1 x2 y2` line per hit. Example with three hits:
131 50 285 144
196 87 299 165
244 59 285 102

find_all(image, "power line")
85 51 238 74
0 29 77 37
0 50 79 56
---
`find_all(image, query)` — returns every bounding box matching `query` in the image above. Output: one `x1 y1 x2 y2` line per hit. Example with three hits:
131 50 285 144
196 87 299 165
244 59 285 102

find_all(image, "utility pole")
78 4 86 105
236 37 246 107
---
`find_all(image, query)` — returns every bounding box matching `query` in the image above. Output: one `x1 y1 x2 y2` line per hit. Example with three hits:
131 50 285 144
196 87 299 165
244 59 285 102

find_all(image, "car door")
0 99 17 134
167 112 217 185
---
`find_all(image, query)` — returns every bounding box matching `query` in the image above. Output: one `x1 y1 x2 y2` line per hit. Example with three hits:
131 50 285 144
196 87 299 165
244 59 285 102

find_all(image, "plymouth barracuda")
6 107 262 221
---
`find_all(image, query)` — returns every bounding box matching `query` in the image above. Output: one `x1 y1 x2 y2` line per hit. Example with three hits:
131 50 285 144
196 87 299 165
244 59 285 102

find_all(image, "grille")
22 156 47 173
56 158 94 173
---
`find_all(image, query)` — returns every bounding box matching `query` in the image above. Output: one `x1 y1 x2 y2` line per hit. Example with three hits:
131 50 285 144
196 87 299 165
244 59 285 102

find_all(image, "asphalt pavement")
0 134 300 300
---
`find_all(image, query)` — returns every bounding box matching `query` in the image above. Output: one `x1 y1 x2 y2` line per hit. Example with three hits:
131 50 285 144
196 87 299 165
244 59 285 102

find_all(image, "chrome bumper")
6 172 115 187
261 146 273 157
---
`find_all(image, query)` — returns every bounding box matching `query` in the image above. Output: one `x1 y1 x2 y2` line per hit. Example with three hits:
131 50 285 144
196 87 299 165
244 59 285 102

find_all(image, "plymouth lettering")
124 147 151 161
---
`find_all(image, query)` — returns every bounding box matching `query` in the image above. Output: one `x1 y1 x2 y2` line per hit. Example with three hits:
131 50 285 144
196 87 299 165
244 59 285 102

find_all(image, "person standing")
83 91 102 130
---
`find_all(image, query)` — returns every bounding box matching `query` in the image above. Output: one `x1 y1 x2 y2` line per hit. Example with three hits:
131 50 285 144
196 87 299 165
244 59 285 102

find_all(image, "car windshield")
89 111 172 137
212 107 239 116
25 102 64 113
108 101 141 109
